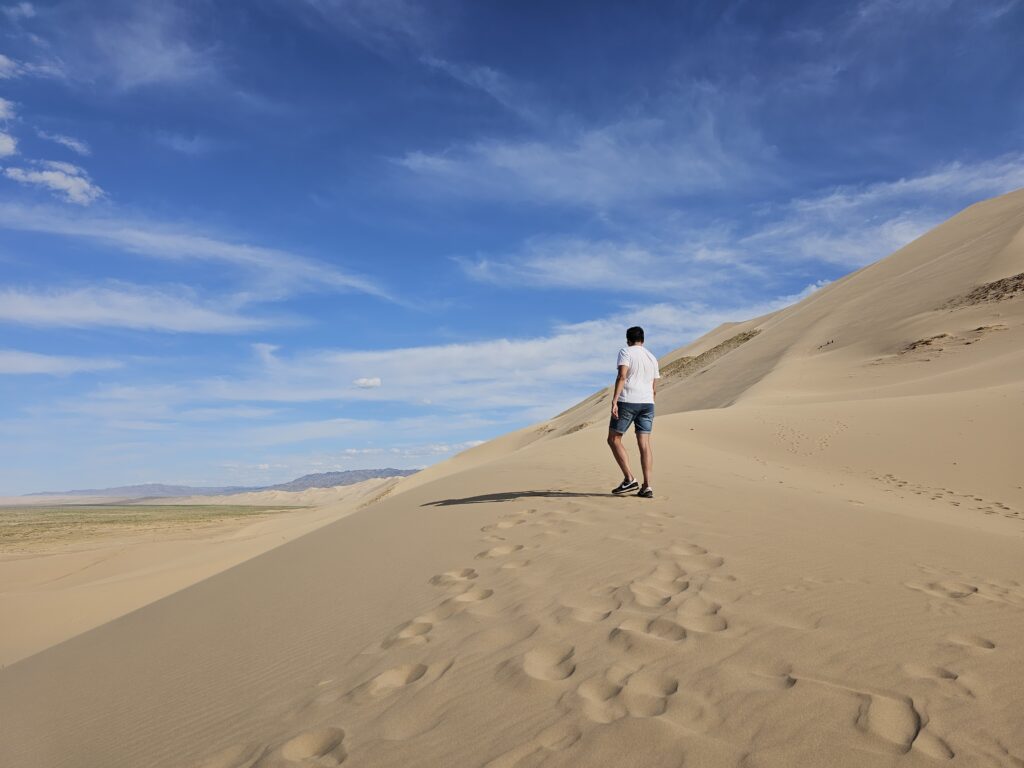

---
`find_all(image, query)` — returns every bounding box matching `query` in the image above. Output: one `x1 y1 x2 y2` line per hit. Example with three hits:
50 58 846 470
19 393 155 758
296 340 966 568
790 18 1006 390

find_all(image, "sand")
0 477 400 667
1 189 1023 767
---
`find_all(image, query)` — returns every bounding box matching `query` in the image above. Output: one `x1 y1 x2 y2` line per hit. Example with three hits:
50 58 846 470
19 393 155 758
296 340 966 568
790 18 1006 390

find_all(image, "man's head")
626 326 645 346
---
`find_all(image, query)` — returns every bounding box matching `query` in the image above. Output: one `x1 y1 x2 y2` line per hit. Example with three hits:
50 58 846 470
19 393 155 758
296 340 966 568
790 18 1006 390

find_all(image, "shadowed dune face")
2 190 1024 768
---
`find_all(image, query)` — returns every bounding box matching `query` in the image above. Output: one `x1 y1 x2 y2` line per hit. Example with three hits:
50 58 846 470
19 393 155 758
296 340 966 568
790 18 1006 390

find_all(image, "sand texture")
0 477 400 667
1 190 1023 766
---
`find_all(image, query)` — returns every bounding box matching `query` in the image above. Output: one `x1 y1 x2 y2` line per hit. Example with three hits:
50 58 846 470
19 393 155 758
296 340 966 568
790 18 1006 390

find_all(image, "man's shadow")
422 490 610 507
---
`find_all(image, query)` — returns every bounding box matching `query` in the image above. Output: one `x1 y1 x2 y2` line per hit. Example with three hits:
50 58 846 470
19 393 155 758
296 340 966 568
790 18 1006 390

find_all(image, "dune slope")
1 190 1023 768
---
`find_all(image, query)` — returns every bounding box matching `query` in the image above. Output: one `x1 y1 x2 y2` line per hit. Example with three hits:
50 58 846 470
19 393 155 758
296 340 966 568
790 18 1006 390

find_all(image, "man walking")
608 326 660 498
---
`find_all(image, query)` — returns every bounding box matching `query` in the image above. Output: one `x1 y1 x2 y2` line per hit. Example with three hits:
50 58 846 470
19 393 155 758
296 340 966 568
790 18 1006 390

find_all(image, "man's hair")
626 326 645 345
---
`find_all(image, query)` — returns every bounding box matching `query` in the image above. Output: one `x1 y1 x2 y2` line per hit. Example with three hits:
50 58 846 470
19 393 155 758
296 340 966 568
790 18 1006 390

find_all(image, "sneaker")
637 486 654 499
612 478 639 494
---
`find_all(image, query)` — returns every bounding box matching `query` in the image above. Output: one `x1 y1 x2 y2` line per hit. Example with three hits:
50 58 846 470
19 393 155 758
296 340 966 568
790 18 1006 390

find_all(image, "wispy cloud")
2 160 104 204
2 2 36 21
89 3 217 89
299 0 433 52
155 131 215 155
0 97 15 120
0 284 276 333
0 348 121 375
36 130 91 156
0 132 15 157
396 112 765 208
0 202 390 301
462 234 763 297
744 152 1024 267
0 51 65 80
464 153 1024 296
422 56 539 121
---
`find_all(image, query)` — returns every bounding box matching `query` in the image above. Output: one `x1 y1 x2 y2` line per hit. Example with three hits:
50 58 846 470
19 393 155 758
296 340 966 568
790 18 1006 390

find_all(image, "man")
607 326 660 498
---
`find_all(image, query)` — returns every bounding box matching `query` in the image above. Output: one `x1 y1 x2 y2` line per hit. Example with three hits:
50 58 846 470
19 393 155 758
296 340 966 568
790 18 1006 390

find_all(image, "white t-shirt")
616 345 660 403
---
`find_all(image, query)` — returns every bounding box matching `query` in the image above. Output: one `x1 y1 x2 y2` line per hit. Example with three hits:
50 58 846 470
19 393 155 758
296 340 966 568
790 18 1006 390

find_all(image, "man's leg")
607 430 634 481
636 432 653 488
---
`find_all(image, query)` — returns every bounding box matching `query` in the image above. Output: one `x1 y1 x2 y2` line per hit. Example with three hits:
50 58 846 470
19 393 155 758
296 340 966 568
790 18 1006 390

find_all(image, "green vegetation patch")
0 504 309 552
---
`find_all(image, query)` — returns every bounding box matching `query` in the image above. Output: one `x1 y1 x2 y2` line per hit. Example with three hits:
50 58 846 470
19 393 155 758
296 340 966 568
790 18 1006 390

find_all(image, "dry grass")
0 504 307 552
945 271 1024 307
660 329 761 379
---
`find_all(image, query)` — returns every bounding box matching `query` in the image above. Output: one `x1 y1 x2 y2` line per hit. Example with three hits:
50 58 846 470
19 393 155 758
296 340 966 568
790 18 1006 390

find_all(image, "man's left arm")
611 364 628 418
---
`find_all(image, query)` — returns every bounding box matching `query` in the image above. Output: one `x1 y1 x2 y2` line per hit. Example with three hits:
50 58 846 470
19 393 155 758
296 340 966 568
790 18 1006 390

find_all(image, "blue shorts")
610 402 654 435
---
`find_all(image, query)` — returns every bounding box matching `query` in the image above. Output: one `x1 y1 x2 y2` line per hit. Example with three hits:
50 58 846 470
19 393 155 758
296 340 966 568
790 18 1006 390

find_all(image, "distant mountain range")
25 469 419 498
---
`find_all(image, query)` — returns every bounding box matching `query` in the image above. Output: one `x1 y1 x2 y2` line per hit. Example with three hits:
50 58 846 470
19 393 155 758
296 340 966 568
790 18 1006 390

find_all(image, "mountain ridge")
24 469 419 498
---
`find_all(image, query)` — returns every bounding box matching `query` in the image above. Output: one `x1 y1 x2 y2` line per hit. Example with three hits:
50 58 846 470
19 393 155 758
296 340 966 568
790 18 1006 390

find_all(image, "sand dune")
0 477 400 667
2 190 1023 767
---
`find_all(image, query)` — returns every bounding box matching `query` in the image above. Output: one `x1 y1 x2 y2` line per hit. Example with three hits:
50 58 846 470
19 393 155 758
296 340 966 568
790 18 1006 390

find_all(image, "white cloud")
394 75 772 209
464 153 1024 296
0 284 276 333
0 202 390 301
0 349 120 375
353 377 382 388
2 2 36 21
0 97 15 120
155 131 214 155
744 152 1024 267
36 130 91 156
300 0 432 51
90 4 216 89
3 160 103 204
0 132 16 157
177 406 279 421
0 51 64 80
462 234 766 296
396 114 761 207
0 53 20 78
422 57 538 121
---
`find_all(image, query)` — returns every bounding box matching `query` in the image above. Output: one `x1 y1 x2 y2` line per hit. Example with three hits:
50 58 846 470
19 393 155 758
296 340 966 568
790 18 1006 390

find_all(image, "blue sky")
1 0 1023 494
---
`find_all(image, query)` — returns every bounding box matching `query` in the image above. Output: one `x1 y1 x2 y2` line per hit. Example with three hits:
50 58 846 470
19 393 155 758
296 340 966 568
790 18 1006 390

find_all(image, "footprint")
914 730 955 760
576 667 678 723
620 670 679 718
481 519 525 533
366 664 429 697
429 568 478 587
416 599 462 625
560 593 620 623
483 721 581 767
855 692 921 754
577 675 627 723
500 559 531 570
381 620 433 649
676 596 728 633
196 743 266 768
628 564 690 607
454 586 494 602
280 727 347 765
664 542 706 556
947 634 996 650
610 616 686 648
523 644 576 681
476 544 524 559
902 664 958 681
906 581 979 600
